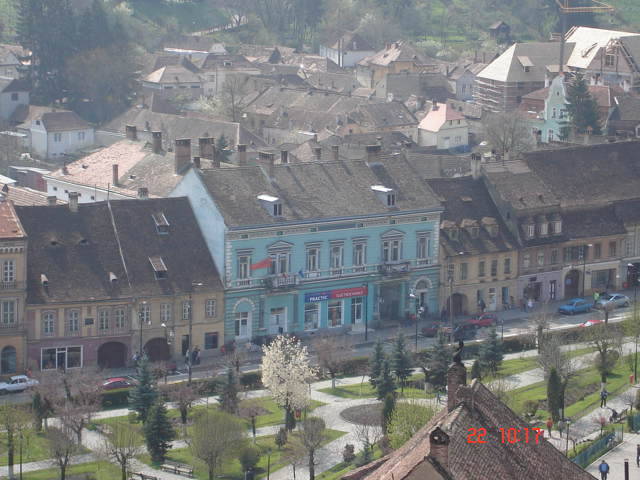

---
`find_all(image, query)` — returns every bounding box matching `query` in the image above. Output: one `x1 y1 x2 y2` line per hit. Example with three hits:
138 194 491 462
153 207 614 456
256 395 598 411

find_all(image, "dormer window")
258 194 283 218
371 185 396 207
387 193 396 207
152 212 170 234
149 256 168 279
449 228 459 241
527 224 535 238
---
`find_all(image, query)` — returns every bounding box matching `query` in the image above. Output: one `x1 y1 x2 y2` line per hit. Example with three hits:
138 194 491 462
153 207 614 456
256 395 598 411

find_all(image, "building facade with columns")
171 147 443 344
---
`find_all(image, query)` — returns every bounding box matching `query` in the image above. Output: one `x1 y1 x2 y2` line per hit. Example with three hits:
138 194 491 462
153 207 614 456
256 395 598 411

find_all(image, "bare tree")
585 324 623 383
220 75 249 122
46 427 79 480
294 417 327 480
239 397 264 443
57 369 102 444
169 383 198 435
353 422 383 456
620 389 636 415
188 410 246 480
32 371 63 430
314 335 352 389
538 335 580 419
484 111 536 158
0 404 32 479
282 438 307 480
487 376 516 409
101 421 144 480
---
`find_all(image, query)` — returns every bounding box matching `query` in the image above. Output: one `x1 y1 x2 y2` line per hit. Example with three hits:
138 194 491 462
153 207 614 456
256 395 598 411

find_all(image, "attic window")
257 194 283 218
50 240 60 247
470 227 480 238
387 193 396 207
109 272 118 283
223 61 232 67
273 203 282 216
149 256 168 279
78 238 89 246
371 185 396 207
152 212 170 234
40 274 49 287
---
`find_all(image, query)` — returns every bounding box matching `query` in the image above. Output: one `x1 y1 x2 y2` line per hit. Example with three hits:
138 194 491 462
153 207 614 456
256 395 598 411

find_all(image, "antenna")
555 0 614 72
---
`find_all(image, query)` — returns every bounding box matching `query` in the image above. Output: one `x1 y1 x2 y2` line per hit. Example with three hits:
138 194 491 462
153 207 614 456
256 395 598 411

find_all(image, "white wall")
343 50 375 68
45 177 132 203
419 124 468 149
45 128 95 160
0 90 28 121
170 169 227 279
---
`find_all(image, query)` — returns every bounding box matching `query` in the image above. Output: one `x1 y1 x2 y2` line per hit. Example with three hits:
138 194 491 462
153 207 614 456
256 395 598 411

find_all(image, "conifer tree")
470 359 482 380
391 333 412 392
381 393 396 434
478 327 503 375
220 368 239 414
369 339 385 389
129 356 158 423
376 359 396 400
421 332 452 392
566 73 601 135
547 367 563 423
144 401 175 464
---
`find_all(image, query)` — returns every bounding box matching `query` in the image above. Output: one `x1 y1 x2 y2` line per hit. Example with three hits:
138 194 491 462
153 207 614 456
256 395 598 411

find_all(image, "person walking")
479 298 486 313
598 460 609 480
636 444 640 467
527 298 534 312
600 389 609 408
546 417 554 438
593 291 600 306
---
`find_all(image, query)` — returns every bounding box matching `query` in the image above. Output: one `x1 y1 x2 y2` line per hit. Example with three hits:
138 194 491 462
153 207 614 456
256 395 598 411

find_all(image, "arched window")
1 346 16 374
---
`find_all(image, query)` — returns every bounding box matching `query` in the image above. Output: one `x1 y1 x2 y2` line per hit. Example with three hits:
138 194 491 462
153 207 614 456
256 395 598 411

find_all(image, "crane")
555 0 615 71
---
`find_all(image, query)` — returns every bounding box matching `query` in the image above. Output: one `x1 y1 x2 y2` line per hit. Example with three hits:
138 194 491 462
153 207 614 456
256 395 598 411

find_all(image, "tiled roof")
197 155 441 227
354 102 418 128
0 201 26 239
196 54 255 70
419 103 465 132
359 41 428 67
565 26 638 70
144 65 201 84
351 378 596 480
39 111 90 132
0 76 29 93
15 197 222 304
11 105 54 126
0 184 65 206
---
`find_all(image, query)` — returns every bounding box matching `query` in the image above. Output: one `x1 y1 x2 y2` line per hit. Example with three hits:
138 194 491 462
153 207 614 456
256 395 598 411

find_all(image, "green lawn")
139 430 345 480
20 461 121 480
319 382 431 400
0 430 52 466
317 446 383 480
508 354 634 421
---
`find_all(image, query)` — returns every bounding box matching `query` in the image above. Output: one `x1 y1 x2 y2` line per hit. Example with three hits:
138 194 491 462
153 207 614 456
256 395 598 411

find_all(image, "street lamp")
408 290 424 352
581 243 593 298
363 283 369 342
188 281 204 385
138 300 148 355
565 419 571 456
629 263 639 384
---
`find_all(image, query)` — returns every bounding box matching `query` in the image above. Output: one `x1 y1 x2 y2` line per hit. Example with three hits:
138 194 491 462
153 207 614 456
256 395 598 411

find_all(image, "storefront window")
41 346 82 370
304 303 319 330
328 300 342 327
351 297 363 324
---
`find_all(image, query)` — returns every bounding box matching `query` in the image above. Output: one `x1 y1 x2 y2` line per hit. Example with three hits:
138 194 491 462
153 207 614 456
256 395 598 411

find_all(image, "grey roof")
15 197 222 304
484 170 560 211
620 36 640 71
0 76 29 93
197 155 442 227
40 111 91 132
306 72 360 93
378 72 453 103
352 102 418 128
197 54 255 70
610 95 640 122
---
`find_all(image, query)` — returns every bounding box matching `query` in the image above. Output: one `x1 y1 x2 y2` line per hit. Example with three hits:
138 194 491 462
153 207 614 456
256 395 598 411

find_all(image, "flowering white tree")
262 336 316 429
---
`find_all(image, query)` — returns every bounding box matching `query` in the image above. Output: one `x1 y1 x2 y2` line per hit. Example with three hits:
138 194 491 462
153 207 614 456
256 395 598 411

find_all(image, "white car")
595 293 631 310
0 375 38 394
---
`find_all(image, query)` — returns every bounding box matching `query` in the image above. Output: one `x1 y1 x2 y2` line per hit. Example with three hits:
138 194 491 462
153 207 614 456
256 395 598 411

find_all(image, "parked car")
464 313 498 328
558 298 592 315
595 293 630 310
421 322 451 337
0 375 38 394
453 324 477 341
579 319 604 327
102 377 135 390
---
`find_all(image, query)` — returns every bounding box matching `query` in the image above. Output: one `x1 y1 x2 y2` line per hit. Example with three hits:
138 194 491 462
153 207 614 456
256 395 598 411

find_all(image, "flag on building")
251 258 272 270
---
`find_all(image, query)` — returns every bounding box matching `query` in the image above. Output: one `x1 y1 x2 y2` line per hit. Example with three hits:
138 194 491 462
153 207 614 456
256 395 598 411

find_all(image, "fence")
571 431 621 468
628 412 640 432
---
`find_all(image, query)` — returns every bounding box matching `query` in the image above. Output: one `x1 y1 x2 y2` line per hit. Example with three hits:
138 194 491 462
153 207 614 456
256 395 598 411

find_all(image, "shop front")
517 270 563 303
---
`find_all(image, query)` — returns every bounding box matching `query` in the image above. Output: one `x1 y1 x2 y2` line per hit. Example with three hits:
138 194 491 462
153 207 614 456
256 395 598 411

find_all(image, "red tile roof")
0 201 26 239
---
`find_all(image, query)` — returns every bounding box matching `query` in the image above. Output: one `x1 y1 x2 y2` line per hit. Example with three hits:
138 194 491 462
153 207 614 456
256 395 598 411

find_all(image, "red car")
579 319 604 328
464 313 498 328
102 377 134 390
421 322 452 337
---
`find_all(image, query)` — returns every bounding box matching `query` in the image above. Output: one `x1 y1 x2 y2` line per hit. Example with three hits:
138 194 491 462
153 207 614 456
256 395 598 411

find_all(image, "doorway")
97 342 127 369
565 270 581 298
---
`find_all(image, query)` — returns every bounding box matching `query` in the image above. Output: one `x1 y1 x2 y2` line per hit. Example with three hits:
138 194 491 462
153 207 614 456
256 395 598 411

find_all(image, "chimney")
68 192 79 213
112 164 119 186
237 144 247 166
192 156 201 169
365 144 381 163
280 150 289 164
47 195 57 206
483 52 486 63
62 161 69 175
137 187 148 199
470 153 482 180
332 145 339 161
174 138 191 174
313 147 322 161
447 361 467 412
429 427 450 471
152 131 162 154
125 125 137 141
432 101 439 111
199 137 215 161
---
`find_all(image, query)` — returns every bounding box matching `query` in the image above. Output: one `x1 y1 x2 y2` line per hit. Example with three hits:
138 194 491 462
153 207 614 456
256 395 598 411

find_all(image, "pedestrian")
636 444 640 467
594 291 600 306
521 298 526 312
600 389 609 408
546 417 553 438
195 346 201 365
132 351 140 366
441 307 447 322
599 460 609 480
527 298 534 311
479 298 486 313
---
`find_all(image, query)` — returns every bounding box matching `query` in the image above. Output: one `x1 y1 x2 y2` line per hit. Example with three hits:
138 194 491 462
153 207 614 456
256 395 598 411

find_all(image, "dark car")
464 313 498 328
102 377 135 390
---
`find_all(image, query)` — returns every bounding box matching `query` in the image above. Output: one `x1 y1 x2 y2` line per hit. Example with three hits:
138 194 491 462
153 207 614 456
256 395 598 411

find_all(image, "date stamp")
467 427 543 444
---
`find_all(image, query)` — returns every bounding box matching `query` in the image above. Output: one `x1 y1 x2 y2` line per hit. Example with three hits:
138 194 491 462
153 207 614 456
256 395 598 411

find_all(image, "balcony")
0 321 24 333
378 262 411 276
264 275 299 291
0 281 25 291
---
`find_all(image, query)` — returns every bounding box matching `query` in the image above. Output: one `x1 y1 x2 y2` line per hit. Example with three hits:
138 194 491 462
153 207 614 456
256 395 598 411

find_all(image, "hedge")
101 388 130 409
240 371 263 390
341 356 370 376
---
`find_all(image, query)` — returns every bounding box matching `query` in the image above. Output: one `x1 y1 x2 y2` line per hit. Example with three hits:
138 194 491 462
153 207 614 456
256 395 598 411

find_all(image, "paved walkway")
0 453 96 477
585 433 640 479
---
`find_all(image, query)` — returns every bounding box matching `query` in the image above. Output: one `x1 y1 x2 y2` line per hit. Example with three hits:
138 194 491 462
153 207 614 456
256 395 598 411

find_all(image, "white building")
0 77 29 121
319 32 376 68
418 103 469 150
21 110 94 160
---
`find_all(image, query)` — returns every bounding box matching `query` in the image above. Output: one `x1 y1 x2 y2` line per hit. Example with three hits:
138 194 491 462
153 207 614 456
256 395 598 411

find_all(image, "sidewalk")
585 433 640 479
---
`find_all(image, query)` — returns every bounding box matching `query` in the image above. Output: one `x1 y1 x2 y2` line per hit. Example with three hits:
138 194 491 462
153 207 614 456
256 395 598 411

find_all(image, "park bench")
130 473 158 480
161 460 195 478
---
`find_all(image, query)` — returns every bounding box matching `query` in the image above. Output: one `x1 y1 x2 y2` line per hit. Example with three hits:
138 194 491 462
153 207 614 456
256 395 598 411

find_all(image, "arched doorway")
565 270 581 298
446 293 467 316
145 338 170 362
1 346 16 374
97 342 127 369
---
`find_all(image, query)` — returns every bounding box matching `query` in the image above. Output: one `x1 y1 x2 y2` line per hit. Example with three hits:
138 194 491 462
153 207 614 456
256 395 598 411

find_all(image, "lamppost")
565 419 571 456
188 281 204 385
581 243 593 298
408 290 424 352
138 300 148 355
446 252 464 343
629 263 639 383
363 283 369 341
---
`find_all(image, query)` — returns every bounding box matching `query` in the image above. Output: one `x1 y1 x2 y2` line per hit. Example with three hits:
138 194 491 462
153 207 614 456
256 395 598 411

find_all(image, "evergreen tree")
143 401 175 464
369 339 385 389
547 367 563 423
470 359 482 380
391 333 412 392
566 73 601 135
375 359 396 400
478 327 503 375
381 392 396 434
220 368 239 414
215 135 231 163
421 332 451 392
77 0 115 51
129 356 158 423
274 427 287 449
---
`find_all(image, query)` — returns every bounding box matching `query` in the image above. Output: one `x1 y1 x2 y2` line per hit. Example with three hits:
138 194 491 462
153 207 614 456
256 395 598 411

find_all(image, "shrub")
101 388 130 409
240 371 262 390
343 444 356 463
341 356 370 376
239 445 260 473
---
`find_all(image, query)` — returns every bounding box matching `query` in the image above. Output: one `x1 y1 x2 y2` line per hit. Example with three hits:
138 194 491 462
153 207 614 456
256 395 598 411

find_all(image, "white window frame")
328 300 343 327
40 346 83 370
42 311 56 336
182 300 192 321
238 255 251 279
1 300 16 324
306 247 320 276
67 309 80 332
330 243 344 274
160 303 172 323
416 233 431 264
351 297 363 324
53 133 62 142
353 241 367 271
234 311 249 337
304 303 320 331
382 238 402 263
2 260 15 283
139 303 150 325
114 307 126 329
206 299 216 318
77 131 85 141
98 309 109 330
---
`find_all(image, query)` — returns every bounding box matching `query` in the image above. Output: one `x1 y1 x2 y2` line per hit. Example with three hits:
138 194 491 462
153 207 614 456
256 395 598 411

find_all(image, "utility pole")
188 281 204 385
